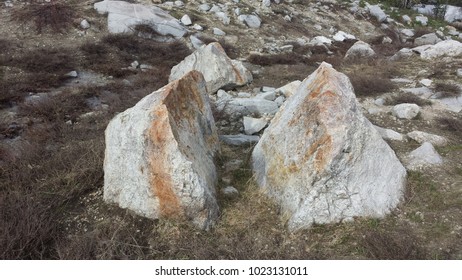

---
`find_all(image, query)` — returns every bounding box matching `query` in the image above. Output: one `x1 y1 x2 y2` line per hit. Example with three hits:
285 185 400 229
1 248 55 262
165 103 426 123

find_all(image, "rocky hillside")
1 0 462 259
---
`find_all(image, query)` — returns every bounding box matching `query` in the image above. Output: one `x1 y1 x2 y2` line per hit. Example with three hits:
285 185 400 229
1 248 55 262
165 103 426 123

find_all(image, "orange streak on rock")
147 106 183 218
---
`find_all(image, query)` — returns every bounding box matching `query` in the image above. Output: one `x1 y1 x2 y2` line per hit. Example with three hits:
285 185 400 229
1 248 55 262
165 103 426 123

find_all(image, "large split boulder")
252 63 406 231
169 42 253 94
104 71 219 230
94 0 187 38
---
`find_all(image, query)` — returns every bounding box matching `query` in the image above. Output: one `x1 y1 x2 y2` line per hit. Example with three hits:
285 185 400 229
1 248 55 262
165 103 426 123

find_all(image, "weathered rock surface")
238 14 262 28
276 80 302 98
220 134 260 146
332 31 355 42
405 142 443 170
344 41 375 60
407 131 448 146
218 97 279 116
169 42 252 93
374 125 404 141
368 5 387 23
414 33 441 46
402 87 433 99
104 71 219 230
392 103 420 119
94 0 187 38
419 40 462 60
243 116 268 135
252 63 406 231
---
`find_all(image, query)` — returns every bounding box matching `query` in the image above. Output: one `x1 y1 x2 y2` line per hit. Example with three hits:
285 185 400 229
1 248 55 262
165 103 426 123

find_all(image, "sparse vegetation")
438 117 462 135
347 72 396 97
248 53 306 66
434 82 461 98
360 226 426 259
12 1 77 33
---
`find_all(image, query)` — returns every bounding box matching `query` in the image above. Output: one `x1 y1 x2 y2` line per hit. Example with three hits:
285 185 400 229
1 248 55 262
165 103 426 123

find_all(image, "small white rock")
407 131 448 146
392 103 420 119
65 71 78 78
130 61 139 69
80 19 90 29
213 28 226 36
181 14 192 26
243 116 268 135
419 79 432 87
402 15 411 24
192 24 203 31
222 186 239 198
415 15 428 26
374 125 404 141
406 142 443 170
198 4 211 12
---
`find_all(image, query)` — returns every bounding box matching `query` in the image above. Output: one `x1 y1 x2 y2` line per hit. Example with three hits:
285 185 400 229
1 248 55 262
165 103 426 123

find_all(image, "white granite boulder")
238 14 262 28
344 41 375 60
243 116 268 135
94 0 187 38
368 5 388 23
419 40 462 60
414 33 441 46
392 103 420 119
374 125 404 141
252 63 406 231
169 42 252 94
407 131 448 146
405 142 443 170
104 71 219 230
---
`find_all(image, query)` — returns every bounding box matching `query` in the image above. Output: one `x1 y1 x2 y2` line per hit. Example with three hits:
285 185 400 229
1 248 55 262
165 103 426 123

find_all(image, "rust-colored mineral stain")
147 107 182 218
163 72 205 127
231 63 245 84
305 133 332 173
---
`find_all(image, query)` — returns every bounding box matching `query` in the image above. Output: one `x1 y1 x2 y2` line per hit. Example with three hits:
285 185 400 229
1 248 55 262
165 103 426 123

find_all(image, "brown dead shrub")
347 71 396 97
0 130 104 259
12 47 76 75
12 1 77 33
434 82 461 98
438 117 462 134
19 91 87 123
248 53 306 66
360 226 427 259
81 34 190 77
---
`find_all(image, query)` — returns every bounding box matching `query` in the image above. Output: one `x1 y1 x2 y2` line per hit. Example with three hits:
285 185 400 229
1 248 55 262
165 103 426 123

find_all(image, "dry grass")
12 1 77 33
1 47 76 103
437 117 462 135
1 130 104 259
248 53 306 66
413 27 433 39
80 34 191 78
347 72 396 97
434 82 461 98
360 227 426 259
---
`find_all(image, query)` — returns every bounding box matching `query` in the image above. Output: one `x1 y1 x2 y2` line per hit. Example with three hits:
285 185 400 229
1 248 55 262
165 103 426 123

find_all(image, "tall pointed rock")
252 63 406 231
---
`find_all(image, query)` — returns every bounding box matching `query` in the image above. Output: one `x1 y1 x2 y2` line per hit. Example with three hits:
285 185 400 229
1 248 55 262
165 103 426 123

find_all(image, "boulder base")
252 63 406 231
104 71 219 230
